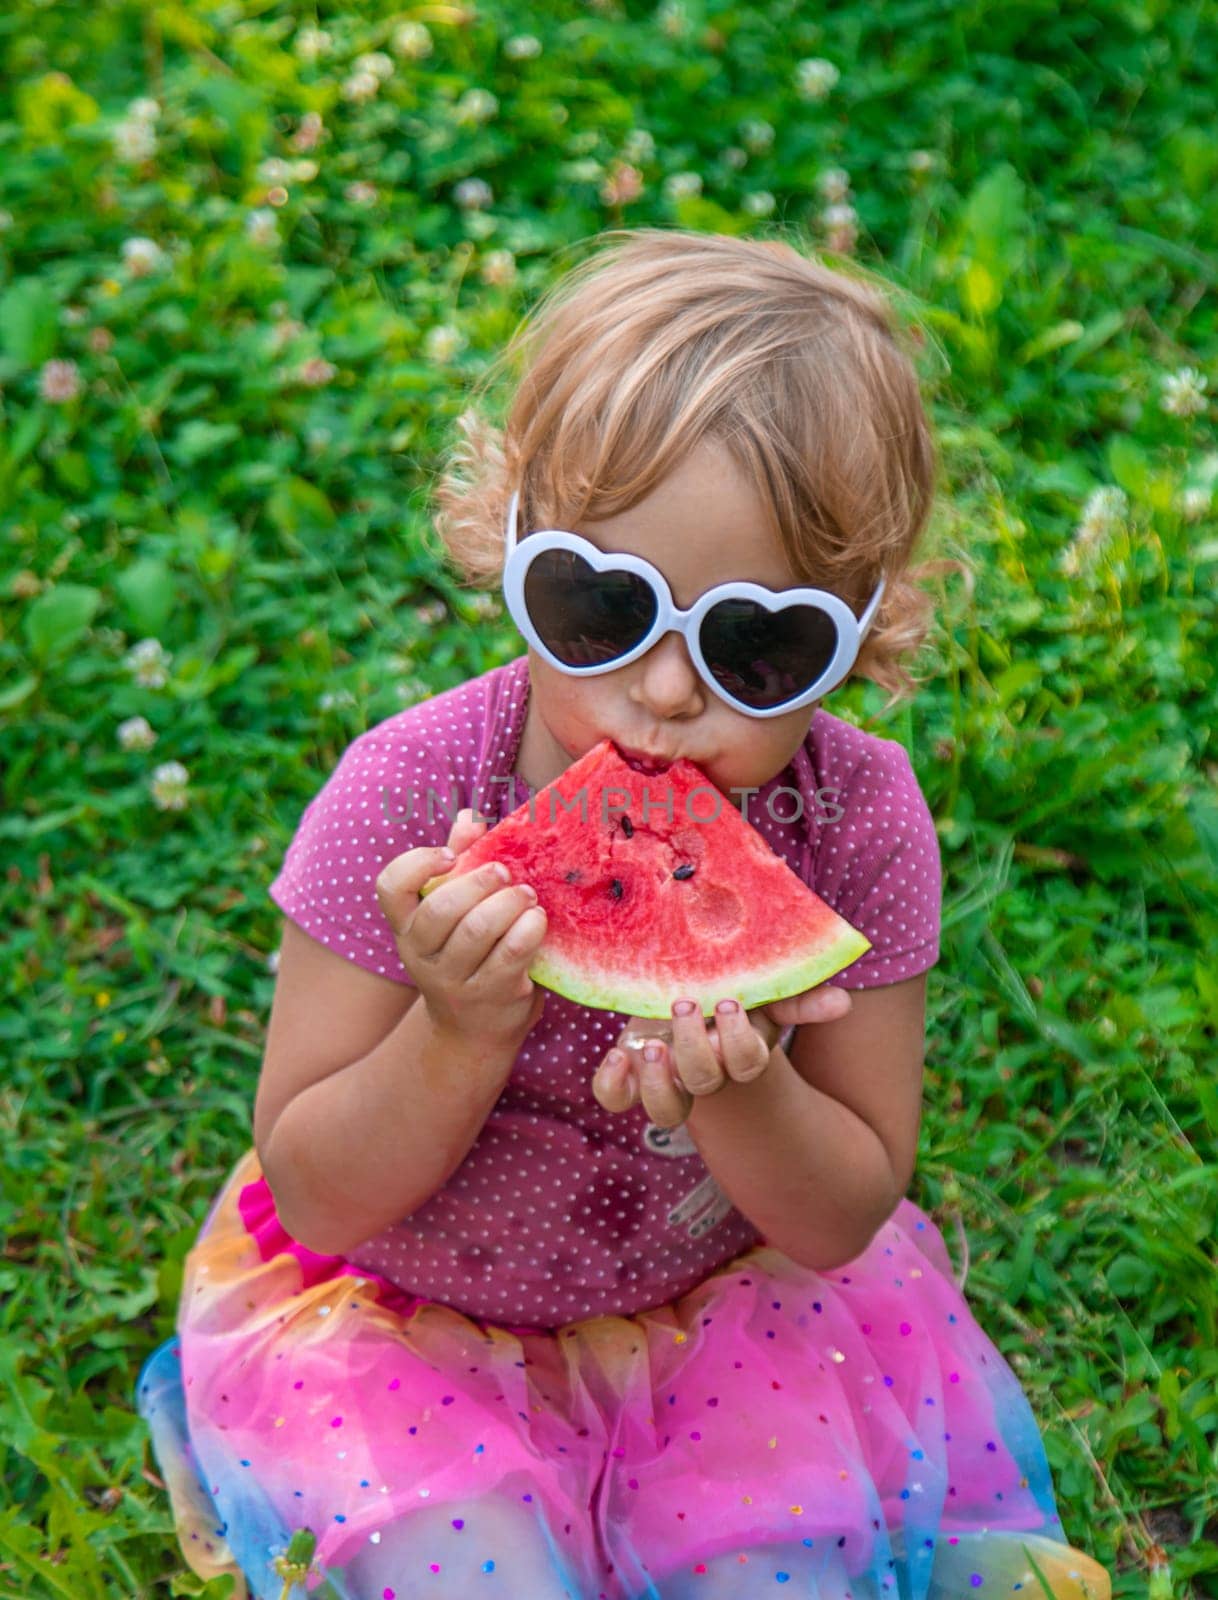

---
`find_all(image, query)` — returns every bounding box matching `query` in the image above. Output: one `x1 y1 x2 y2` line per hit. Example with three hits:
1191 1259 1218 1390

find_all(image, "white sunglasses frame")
502 488 886 719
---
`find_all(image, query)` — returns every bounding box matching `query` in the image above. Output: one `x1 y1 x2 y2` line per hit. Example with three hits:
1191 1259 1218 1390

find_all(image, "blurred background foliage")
0 0 1216 1594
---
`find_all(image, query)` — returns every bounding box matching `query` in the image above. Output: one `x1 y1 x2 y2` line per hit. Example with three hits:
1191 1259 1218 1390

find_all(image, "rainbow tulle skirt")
136 1146 1110 1599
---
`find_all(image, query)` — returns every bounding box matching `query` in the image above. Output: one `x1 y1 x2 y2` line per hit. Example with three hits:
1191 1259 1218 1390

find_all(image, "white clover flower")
118 715 157 752
481 248 517 287
454 88 499 125
720 147 747 171
291 111 326 153
392 21 433 60
125 637 172 687
294 26 334 61
318 689 356 711
257 157 293 185
564 158 603 183
424 324 467 364
817 166 851 202
601 161 643 207
60 304 88 325
1177 485 1212 521
122 236 167 277
414 600 447 625
296 357 338 387
796 57 840 100
621 127 655 165
454 177 494 209
39 359 81 403
743 190 776 217
821 201 858 251
113 118 157 162
150 761 190 811
128 97 161 123
290 159 319 183
663 170 703 201
395 676 431 704
268 316 305 354
1160 366 1209 418
355 51 394 81
245 208 279 248
342 70 381 103
344 180 378 205
467 592 502 620
908 148 936 175
505 34 542 60
1080 484 1129 536
1060 485 1128 576
656 0 689 38
739 119 774 154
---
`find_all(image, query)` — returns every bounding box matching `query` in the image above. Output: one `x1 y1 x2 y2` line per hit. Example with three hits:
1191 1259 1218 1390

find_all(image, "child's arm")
679 973 927 1271
256 824 547 1258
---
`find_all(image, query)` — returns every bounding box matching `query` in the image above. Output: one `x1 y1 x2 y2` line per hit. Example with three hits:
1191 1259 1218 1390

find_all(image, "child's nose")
629 630 705 718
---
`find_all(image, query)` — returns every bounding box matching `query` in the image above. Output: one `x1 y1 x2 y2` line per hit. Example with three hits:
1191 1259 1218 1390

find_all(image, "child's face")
514 440 822 800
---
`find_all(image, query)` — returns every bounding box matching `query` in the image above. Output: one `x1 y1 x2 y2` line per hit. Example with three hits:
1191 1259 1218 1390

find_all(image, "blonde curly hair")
430 226 951 711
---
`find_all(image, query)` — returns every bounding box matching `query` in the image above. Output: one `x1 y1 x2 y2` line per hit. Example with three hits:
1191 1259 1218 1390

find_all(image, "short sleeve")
268 728 465 985
816 742 942 990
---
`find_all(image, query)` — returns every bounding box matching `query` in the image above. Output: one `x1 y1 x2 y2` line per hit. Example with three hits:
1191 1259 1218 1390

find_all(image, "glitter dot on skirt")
135 1146 1111 1599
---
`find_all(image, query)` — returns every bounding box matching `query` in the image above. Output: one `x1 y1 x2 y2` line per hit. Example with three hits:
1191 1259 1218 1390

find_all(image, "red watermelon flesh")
421 737 870 1018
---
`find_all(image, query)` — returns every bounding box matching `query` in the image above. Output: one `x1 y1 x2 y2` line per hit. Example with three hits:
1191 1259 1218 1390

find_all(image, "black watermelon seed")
610 878 624 899
564 869 581 883
672 864 695 880
620 815 634 837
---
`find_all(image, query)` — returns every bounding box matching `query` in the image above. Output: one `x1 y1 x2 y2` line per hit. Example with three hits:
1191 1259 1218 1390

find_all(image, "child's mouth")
616 745 677 775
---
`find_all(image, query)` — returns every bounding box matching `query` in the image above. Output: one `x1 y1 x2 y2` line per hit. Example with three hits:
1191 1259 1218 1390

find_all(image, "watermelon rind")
527 924 871 1019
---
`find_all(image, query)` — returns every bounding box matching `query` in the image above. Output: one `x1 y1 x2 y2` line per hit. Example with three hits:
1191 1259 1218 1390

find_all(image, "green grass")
2 0 1216 1595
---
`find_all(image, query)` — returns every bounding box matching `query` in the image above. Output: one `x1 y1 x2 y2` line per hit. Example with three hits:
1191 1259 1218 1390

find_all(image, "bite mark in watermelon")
421 738 870 1018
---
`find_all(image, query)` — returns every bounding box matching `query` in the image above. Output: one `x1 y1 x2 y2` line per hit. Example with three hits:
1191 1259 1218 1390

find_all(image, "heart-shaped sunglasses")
501 488 886 718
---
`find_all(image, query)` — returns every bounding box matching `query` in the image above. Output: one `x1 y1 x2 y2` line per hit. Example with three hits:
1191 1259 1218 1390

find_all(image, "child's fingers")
762 985 851 1027
668 1001 727 1096
592 1049 637 1113
713 999 772 1083
480 902 548 983
375 845 455 930
446 806 491 858
442 882 542 982
405 860 514 958
637 1042 694 1129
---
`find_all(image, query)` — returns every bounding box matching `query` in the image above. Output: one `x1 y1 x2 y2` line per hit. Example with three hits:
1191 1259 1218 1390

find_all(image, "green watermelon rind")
528 923 871 1019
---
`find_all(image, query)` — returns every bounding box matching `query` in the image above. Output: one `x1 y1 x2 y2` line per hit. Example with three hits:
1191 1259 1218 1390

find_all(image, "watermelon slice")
421 738 870 1018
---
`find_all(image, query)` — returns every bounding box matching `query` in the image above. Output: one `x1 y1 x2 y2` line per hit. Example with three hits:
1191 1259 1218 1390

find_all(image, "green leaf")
22 584 103 663
993 661 1042 709
0 674 37 713
1106 434 1150 501
267 475 337 537
0 278 59 366
169 420 243 466
115 557 178 637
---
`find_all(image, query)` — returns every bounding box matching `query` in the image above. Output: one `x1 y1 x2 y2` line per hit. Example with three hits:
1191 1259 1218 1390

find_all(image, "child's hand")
591 985 852 1128
375 808 547 1049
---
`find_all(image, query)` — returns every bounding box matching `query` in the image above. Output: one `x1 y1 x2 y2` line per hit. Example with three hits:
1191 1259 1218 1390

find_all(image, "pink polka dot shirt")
268 654 941 1330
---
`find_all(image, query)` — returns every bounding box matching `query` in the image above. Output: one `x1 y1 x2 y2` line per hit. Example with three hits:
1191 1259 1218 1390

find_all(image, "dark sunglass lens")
523 549 657 667
701 600 838 708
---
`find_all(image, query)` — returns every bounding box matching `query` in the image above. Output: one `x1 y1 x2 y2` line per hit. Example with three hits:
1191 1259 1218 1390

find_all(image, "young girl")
136 229 1111 1600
